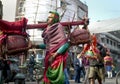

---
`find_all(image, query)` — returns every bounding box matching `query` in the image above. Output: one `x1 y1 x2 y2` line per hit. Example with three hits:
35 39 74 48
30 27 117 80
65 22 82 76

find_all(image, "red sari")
42 23 68 84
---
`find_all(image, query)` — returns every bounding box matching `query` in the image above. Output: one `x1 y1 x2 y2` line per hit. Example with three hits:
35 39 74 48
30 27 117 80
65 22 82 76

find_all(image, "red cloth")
0 34 6 44
0 17 28 35
83 35 99 54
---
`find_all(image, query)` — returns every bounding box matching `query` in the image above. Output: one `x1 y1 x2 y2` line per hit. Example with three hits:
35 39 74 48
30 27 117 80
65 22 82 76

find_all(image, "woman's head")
47 11 60 25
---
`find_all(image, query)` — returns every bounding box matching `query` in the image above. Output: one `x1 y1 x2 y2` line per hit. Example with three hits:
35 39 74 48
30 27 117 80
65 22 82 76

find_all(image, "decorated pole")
0 17 87 30
27 20 85 29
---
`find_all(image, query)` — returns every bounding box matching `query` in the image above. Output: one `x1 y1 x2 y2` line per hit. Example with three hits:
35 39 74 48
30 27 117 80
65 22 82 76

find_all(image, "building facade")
15 0 88 23
96 33 120 71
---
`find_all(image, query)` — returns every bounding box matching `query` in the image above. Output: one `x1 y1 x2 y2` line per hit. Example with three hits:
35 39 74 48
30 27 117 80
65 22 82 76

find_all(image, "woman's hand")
48 52 58 64
51 52 58 58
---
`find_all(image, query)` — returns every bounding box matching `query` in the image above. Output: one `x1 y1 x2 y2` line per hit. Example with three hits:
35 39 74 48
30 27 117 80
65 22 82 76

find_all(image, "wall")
1 0 17 21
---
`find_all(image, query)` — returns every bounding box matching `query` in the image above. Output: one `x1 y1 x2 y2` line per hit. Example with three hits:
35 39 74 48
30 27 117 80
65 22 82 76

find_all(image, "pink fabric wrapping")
42 23 67 51
6 35 28 50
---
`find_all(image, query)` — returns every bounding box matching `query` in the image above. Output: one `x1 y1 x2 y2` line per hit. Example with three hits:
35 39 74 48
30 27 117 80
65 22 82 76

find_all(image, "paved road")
8 77 116 84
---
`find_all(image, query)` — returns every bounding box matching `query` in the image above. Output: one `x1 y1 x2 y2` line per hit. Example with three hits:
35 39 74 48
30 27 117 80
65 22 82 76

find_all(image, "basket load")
69 28 91 45
0 18 31 55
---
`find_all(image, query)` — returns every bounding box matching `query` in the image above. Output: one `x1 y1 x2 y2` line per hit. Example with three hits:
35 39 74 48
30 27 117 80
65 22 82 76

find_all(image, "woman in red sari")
33 11 89 84
34 11 70 84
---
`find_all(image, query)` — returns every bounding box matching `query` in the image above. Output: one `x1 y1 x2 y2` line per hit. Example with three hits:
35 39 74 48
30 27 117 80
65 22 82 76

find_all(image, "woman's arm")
32 44 46 49
56 42 70 54
50 42 70 58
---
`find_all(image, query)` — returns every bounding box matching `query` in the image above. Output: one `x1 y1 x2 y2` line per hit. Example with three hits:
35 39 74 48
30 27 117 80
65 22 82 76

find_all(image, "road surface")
8 77 116 84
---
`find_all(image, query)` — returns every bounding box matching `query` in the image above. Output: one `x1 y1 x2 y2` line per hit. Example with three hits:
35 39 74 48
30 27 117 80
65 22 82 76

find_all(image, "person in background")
77 52 86 81
104 52 113 79
78 49 90 84
64 67 70 84
74 54 84 83
81 34 104 84
64 51 74 84
3 59 11 83
28 51 35 81
0 56 4 84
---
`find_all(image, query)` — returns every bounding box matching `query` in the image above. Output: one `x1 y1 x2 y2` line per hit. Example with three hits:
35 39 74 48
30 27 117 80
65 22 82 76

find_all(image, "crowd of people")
60 35 115 84
0 56 19 84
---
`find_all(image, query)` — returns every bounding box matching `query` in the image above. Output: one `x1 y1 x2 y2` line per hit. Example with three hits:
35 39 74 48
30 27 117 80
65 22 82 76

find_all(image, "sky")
80 0 120 22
